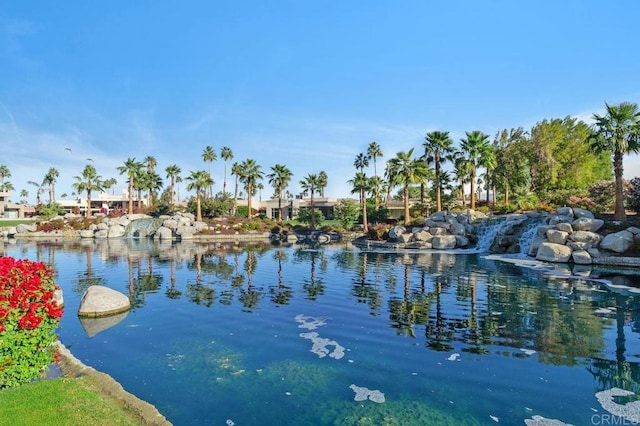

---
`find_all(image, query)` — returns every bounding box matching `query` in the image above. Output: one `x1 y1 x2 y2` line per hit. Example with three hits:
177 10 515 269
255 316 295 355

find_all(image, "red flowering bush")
0 257 63 388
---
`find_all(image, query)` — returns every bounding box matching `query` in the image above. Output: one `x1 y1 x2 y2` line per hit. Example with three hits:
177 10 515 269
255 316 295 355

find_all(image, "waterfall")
125 218 162 238
517 217 547 256
474 217 508 253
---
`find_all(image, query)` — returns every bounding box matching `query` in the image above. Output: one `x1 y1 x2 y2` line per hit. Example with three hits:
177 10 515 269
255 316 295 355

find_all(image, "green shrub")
627 177 640 213
0 258 63 388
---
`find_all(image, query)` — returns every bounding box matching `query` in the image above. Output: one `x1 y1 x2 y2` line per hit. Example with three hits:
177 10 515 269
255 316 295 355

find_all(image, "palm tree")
72 164 106 217
103 178 117 195
0 165 11 190
231 162 242 215
480 145 497 207
367 141 383 208
144 156 157 172
220 146 233 196
42 167 60 204
424 131 454 212
202 146 217 197
354 152 370 172
238 159 263 218
117 158 144 214
452 152 472 207
165 164 182 207
186 170 212 222
459 130 491 210
27 180 45 205
387 149 430 226
300 173 321 230
347 172 370 232
19 189 28 202
589 102 640 221
145 171 164 207
318 170 328 198
267 164 293 222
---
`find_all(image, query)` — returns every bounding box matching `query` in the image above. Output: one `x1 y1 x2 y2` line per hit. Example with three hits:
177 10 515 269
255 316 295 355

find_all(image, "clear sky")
1 1 640 204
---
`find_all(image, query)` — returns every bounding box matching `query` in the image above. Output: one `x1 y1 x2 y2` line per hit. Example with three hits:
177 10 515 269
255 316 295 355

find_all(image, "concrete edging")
53 341 172 425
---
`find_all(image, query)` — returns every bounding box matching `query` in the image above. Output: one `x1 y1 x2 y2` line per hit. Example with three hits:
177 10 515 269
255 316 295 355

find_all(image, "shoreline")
53 341 172 426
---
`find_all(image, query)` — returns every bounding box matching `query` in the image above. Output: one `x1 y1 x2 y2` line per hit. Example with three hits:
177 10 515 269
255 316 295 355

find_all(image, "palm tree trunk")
277 189 282 222
362 189 368 232
614 151 627 221
310 191 316 230
403 186 410 226
470 171 476 209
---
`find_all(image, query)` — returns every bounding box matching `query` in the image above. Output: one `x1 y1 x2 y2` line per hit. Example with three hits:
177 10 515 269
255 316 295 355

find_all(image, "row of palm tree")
347 102 640 225
2 101 637 225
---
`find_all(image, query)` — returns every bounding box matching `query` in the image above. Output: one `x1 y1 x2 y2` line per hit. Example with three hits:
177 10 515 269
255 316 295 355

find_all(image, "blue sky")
1 1 640 203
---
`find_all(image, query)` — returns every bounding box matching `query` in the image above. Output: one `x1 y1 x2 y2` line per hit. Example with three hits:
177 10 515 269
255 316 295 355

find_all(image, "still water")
4 238 640 425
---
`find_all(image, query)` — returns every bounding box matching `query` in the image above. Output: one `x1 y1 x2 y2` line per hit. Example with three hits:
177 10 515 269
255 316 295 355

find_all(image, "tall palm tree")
267 164 293 222
480 144 497 207
300 173 321 230
354 152 370 172
103 178 117 195
589 101 640 221
185 170 212 222
145 171 164 207
387 149 429 226
117 158 144 214
19 189 28 202
165 164 182 208
144 156 157 172
0 165 11 190
347 172 370 232
318 170 328 198
72 164 106 217
202 146 217 197
367 141 383 208
452 151 472 207
459 130 491 210
42 167 60 204
424 131 454 212
238 159 263 218
220 146 233 196
231 162 242 215
27 180 45 205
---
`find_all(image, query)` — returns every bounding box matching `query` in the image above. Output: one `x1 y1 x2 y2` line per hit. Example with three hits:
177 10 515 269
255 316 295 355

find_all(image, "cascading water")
517 217 547 256
474 217 508 252
125 218 162 238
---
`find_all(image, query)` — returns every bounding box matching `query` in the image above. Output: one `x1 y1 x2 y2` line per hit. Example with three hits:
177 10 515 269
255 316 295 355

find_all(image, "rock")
546 229 569 245
94 229 108 239
398 233 412 243
536 242 573 263
163 219 179 230
455 235 470 247
79 230 95 238
569 230 602 245
572 217 604 232
432 235 457 249
556 207 573 216
78 285 131 317
430 227 448 236
155 227 173 240
572 250 592 265
176 226 195 239
628 226 640 235
587 248 601 258
413 229 433 242
556 222 573 233
449 221 466 236
573 207 595 219
527 236 546 257
388 226 406 239
600 230 634 253
108 224 126 238
16 223 37 233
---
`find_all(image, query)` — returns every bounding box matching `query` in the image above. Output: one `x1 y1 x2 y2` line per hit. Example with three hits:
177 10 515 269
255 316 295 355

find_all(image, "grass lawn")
0 377 142 426
0 219 34 228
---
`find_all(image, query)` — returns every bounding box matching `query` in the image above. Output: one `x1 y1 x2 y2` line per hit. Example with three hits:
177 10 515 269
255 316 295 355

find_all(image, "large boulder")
432 235 457 249
108 224 126 238
546 229 569 245
536 242 573 263
16 223 37 233
569 231 602 245
155 226 174 240
78 285 131 317
600 230 634 253
572 217 604 232
388 226 406 240
572 250 592 265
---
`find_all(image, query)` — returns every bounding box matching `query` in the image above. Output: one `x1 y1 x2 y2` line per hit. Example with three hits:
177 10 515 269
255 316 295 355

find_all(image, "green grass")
0 219 34 228
0 377 141 426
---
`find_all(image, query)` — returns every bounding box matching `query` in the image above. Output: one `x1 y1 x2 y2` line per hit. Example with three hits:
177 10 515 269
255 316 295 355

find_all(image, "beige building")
0 191 34 218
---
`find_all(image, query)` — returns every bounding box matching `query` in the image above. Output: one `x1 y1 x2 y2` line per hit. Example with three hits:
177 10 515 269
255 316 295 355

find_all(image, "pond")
4 238 640 425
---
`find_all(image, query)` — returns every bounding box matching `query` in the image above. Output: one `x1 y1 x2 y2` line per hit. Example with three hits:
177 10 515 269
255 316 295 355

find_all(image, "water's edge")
53 341 172 426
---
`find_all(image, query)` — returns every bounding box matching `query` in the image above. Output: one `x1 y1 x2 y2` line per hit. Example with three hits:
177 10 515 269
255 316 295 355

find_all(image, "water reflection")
6 238 640 420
